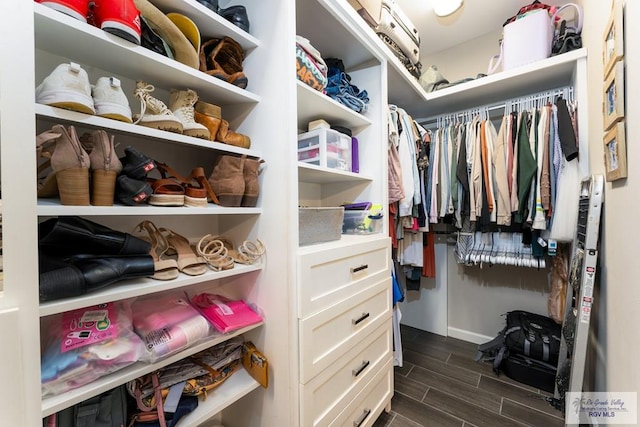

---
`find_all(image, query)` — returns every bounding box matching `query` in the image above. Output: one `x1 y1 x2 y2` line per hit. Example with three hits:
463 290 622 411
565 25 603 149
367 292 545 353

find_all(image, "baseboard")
447 327 494 345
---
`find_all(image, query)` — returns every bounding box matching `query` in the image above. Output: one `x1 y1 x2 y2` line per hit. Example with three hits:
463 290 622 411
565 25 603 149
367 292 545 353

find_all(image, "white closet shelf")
298 163 373 184
297 82 372 132
36 105 263 158
150 0 260 52
297 0 381 71
177 369 259 426
421 48 588 116
34 4 260 106
39 262 263 317
41 322 263 417
298 233 389 255
319 0 428 117
37 200 262 216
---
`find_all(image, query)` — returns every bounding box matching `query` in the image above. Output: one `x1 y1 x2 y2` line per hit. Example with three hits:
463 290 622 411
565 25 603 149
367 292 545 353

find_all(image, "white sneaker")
169 89 210 140
133 81 183 133
36 62 95 115
92 77 133 123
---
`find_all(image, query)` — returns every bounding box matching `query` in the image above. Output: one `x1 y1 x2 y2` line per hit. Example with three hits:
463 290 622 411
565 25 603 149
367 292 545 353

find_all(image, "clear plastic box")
342 208 384 235
298 128 352 172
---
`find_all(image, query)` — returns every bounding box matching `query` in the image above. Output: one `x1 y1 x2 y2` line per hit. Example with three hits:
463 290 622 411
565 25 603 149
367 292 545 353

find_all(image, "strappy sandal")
196 234 235 272
198 235 265 265
133 220 179 280
147 162 188 207
233 239 266 264
160 228 207 276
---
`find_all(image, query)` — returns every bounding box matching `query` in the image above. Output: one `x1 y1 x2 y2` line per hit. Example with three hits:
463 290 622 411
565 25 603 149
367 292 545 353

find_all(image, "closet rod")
416 85 574 126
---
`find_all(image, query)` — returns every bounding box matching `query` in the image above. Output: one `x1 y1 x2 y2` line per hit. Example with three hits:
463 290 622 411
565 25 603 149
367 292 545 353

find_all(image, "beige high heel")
134 220 180 281
81 130 123 206
160 228 207 276
49 124 90 206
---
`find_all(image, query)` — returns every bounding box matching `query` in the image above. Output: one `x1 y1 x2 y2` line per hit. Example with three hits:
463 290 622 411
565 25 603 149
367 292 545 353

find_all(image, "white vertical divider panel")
0 2 41 426
220 0 299 426
0 309 25 425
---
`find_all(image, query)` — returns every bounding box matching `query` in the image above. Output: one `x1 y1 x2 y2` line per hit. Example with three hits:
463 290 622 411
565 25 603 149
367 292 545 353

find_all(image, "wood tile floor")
372 325 565 427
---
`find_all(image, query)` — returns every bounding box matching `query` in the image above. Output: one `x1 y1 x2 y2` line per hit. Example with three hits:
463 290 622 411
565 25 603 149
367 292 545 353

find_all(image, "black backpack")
476 310 562 373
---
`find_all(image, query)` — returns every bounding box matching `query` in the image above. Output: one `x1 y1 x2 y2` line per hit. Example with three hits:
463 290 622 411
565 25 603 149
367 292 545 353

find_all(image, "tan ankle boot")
208 155 245 207
242 158 264 207
170 89 210 140
50 125 91 206
83 130 123 206
216 119 251 149
194 100 222 141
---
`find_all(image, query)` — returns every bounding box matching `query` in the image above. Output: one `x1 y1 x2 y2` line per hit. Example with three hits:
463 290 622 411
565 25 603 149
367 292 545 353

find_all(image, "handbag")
242 341 268 388
296 35 328 92
551 3 583 55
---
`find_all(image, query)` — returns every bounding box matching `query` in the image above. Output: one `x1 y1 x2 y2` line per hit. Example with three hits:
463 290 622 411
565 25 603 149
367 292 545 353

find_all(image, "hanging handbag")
241 341 268 388
551 3 583 55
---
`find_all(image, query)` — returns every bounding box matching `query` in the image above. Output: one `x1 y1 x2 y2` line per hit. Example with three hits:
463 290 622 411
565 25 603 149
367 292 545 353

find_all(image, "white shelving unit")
293 1 393 426
0 1 594 426
2 1 284 425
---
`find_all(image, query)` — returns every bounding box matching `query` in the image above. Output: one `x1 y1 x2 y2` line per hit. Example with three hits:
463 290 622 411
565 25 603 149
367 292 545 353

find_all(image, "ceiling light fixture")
433 0 464 17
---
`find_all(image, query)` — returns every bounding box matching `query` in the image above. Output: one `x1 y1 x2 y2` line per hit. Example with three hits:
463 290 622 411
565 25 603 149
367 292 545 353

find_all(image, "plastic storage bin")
298 128 352 171
342 208 383 235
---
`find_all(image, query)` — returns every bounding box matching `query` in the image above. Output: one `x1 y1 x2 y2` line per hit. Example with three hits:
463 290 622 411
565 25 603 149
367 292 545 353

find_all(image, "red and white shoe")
36 0 89 22
91 0 141 45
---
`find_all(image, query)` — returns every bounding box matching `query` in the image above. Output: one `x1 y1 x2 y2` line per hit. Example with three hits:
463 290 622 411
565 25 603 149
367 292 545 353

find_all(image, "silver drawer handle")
353 408 371 427
350 264 369 274
352 312 370 325
352 360 370 377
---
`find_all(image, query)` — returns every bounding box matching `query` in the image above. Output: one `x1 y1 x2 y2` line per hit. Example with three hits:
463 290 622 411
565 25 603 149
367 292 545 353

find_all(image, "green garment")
515 111 536 223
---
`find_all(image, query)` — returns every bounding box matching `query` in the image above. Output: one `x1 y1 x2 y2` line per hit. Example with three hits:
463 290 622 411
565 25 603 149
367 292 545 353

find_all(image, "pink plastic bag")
41 301 146 397
132 294 210 362
191 293 263 333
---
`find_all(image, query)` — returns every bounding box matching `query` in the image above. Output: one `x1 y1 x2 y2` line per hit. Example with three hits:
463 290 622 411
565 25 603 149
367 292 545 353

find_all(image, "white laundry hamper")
489 9 555 73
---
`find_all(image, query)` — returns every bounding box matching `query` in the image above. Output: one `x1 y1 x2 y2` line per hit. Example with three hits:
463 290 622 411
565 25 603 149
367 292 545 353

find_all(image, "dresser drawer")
299 279 391 383
330 359 393 427
300 323 392 427
297 236 390 318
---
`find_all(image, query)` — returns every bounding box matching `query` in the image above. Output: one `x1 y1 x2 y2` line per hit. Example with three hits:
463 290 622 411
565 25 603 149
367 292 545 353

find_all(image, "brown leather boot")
194 100 222 141
242 157 264 207
199 37 248 88
216 119 251 148
208 155 245 207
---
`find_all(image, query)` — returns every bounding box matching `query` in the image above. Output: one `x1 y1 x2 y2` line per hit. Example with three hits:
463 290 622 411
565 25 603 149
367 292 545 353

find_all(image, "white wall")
422 30 502 84
579 0 640 403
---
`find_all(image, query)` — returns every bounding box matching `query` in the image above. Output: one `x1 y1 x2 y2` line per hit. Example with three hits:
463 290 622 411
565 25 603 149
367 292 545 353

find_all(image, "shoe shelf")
36 199 261 217
298 162 373 184
41 321 263 417
296 81 372 133
34 3 260 107
39 262 263 317
151 0 260 52
36 104 262 158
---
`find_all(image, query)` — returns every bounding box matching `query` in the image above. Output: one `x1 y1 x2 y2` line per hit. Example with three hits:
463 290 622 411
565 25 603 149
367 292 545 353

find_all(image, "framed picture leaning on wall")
603 60 625 131
603 1 624 78
604 121 627 182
